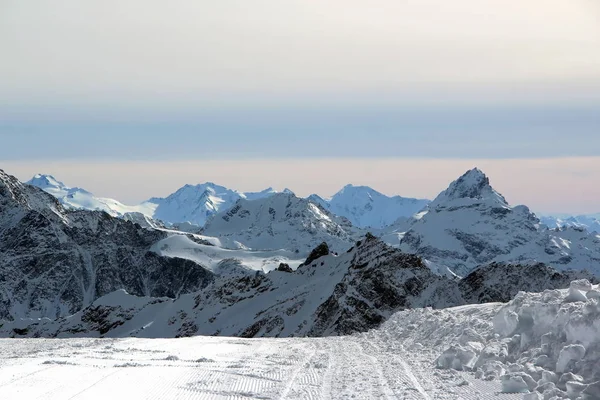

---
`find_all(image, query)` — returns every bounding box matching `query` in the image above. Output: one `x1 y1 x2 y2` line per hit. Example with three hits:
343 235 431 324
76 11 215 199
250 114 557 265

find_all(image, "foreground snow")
0 330 517 399
3 280 600 399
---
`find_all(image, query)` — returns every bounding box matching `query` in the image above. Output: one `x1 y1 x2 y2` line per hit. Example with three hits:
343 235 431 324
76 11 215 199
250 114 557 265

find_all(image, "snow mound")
396 279 600 399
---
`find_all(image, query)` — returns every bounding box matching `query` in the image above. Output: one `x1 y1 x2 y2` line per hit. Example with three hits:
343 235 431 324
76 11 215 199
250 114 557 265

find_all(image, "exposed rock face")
276 263 293 273
1 232 592 339
0 169 213 321
302 242 330 266
459 262 599 304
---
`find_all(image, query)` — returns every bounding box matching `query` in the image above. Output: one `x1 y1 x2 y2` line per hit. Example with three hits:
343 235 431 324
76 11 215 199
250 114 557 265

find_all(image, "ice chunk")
570 279 593 292
586 289 600 300
494 309 519 336
436 345 477 371
501 373 532 393
556 344 586 373
564 286 589 303
557 372 584 390
565 381 588 398
583 381 600 399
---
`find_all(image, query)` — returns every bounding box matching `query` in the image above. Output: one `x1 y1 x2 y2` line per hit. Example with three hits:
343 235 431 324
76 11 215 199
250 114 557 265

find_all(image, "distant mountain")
398 168 600 276
27 175 281 228
539 214 600 233
1 169 212 321
202 192 363 253
310 184 429 229
26 174 155 217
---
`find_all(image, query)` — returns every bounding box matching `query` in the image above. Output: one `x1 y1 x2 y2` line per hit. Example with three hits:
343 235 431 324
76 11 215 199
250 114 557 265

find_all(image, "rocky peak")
429 168 508 210
302 242 330 266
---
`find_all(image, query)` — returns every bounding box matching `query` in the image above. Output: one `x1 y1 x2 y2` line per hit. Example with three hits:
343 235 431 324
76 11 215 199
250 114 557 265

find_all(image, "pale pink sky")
3 157 600 214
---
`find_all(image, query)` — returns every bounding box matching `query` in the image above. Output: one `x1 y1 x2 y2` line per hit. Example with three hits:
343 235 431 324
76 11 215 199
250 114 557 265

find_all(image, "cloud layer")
2 0 600 108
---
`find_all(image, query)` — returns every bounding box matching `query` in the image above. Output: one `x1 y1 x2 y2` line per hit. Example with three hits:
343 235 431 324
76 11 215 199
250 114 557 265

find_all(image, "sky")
1 0 600 213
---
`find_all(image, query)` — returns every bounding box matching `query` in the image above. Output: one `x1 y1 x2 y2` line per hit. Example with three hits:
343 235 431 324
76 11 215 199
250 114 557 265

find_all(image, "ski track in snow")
0 336 521 399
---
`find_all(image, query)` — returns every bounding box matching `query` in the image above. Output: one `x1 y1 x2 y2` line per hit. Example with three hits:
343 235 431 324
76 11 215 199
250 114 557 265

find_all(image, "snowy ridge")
312 184 429 229
2 234 593 339
399 168 600 276
202 192 364 253
27 174 281 228
26 174 156 218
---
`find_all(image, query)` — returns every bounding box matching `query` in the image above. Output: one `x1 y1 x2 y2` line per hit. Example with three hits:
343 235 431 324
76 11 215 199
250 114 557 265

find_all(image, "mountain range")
27 174 430 230
3 166 600 340
539 213 600 233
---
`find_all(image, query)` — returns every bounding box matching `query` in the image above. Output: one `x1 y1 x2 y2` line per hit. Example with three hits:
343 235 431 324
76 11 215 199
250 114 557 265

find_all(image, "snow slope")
202 192 364 253
398 168 600 276
151 234 305 273
313 184 429 229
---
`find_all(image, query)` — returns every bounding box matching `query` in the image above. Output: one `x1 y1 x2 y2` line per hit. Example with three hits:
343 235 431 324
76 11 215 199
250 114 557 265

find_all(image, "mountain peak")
27 174 67 189
431 168 507 208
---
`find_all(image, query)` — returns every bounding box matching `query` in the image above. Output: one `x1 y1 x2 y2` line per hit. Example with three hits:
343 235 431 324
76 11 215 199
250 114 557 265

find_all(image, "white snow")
4 278 600 399
320 184 430 229
202 192 363 253
540 214 600 234
397 168 600 276
151 234 305 273
0 328 518 399
26 174 157 218
26 175 280 228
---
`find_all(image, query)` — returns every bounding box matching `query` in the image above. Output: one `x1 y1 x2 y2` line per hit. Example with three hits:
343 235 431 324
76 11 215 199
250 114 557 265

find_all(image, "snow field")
0 333 517 399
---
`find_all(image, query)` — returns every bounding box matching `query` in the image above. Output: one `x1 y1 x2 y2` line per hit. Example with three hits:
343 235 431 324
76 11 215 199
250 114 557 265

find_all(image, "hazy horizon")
4 156 600 215
2 1 599 214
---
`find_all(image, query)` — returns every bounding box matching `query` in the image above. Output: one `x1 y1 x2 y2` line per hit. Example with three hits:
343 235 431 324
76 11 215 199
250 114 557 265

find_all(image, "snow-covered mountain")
26 174 156 218
27 175 282 228
398 168 600 276
0 170 214 321
202 192 363 253
146 182 250 227
311 185 429 229
2 234 592 339
540 213 600 233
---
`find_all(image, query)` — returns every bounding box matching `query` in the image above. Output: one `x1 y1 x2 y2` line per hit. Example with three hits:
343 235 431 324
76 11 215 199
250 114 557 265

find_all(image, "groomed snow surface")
3 282 598 399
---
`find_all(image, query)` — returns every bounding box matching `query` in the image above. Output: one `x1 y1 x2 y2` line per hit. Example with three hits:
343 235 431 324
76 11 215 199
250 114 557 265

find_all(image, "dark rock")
0 169 214 321
303 242 329 266
277 263 293 273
